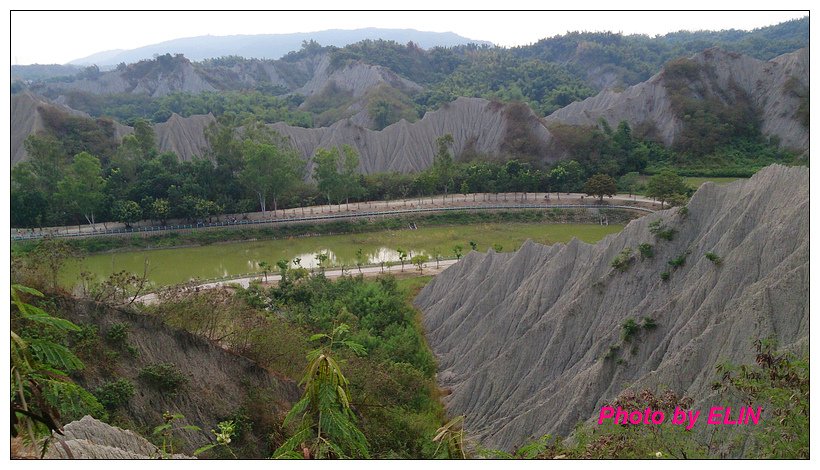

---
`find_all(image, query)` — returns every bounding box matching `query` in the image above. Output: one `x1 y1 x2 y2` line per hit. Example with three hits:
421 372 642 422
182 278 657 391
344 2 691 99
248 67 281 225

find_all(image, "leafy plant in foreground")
194 420 238 458
273 323 369 459
713 339 809 458
433 415 467 459
152 411 201 459
11 284 89 447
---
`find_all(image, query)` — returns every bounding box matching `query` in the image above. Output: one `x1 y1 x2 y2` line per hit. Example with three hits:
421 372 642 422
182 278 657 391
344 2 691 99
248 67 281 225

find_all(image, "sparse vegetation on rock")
139 363 188 396
649 220 676 241
610 248 634 273
667 252 688 269
638 243 654 259
705 251 723 265
94 378 135 410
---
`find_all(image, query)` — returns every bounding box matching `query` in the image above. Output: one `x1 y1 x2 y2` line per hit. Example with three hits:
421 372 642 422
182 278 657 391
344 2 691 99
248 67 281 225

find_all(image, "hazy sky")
8 6 811 65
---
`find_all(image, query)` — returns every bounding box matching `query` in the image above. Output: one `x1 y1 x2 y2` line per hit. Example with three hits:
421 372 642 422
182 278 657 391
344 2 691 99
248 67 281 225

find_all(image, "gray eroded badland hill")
11 48 808 170
10 92 216 164
265 47 808 175
545 48 808 152
415 164 808 450
270 97 554 174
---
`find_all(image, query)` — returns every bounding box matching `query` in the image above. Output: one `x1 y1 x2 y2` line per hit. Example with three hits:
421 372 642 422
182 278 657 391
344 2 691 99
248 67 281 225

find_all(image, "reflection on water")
60 223 623 288
65 245 429 287
253 247 430 269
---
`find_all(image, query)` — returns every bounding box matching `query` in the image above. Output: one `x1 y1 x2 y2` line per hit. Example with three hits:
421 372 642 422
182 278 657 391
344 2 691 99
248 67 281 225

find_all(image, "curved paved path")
135 259 460 305
12 192 658 241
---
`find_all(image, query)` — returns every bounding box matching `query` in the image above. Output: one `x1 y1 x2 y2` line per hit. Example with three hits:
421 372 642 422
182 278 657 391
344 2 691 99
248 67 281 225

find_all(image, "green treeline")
11 103 796 229
12 19 806 228
57 90 314 127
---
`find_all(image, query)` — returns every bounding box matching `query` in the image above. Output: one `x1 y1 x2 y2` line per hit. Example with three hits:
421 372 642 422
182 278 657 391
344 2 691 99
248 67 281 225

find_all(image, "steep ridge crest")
415 164 808 450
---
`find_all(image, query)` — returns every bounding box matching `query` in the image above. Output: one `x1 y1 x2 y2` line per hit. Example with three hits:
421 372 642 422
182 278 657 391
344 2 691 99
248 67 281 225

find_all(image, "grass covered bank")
15 208 642 256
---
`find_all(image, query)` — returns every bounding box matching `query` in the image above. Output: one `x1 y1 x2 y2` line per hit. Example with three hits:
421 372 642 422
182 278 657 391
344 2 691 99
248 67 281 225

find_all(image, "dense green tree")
132 119 157 157
411 254 429 273
313 145 364 207
149 198 171 225
340 146 364 206
110 134 144 186
21 135 65 191
368 98 403 131
362 172 415 201
313 147 344 206
112 200 142 228
549 160 585 193
56 152 106 229
240 135 304 215
205 121 243 171
646 170 688 208
10 190 47 228
617 171 641 197
583 174 618 202
431 134 456 200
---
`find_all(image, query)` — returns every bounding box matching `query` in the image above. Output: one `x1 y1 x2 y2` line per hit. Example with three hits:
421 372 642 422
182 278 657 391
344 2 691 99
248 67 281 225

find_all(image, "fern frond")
272 427 311 459
28 339 84 372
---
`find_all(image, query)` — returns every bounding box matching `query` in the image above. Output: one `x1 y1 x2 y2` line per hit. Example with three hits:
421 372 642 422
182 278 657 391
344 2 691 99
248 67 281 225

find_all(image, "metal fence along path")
12 201 656 242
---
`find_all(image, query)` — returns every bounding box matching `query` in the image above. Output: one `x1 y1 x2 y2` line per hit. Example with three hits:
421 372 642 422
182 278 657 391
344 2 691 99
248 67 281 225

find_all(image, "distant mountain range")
67 28 493 67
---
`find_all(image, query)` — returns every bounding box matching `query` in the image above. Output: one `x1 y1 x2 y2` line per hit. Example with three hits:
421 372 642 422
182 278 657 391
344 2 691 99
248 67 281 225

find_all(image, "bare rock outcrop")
11 93 216 163
154 112 216 161
271 97 556 174
13 47 808 171
545 48 809 152
10 91 90 165
415 164 809 450
295 54 422 100
294 55 422 129
35 56 220 97
43 416 191 459
31 52 331 99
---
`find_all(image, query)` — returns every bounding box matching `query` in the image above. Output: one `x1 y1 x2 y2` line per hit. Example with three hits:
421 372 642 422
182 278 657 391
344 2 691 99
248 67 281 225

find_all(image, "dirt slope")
153 112 216 161
58 299 300 457
13 48 808 169
415 164 809 450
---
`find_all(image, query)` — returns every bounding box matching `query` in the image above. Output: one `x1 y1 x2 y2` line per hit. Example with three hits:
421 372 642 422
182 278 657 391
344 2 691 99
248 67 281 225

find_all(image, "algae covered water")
60 222 623 288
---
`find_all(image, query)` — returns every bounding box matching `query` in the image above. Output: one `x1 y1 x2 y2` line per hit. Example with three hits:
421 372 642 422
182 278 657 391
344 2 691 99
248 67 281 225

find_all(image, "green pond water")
60 222 623 289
